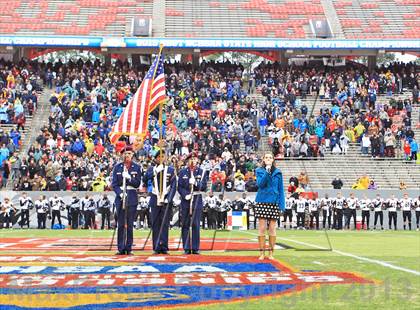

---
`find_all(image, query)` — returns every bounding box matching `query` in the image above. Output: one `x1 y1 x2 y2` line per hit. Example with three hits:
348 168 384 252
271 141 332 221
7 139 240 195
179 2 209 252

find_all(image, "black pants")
322 209 331 228
85 211 95 229
388 211 397 230
71 209 79 229
201 211 208 229
402 211 412 230
67 208 71 226
334 209 343 230
283 209 293 228
361 210 370 229
51 210 62 228
297 212 305 228
20 209 30 228
345 209 357 229
2 215 12 228
416 211 420 228
217 211 227 229
101 209 111 229
310 211 319 229
37 213 46 229
207 209 218 230
136 209 150 228
374 211 383 228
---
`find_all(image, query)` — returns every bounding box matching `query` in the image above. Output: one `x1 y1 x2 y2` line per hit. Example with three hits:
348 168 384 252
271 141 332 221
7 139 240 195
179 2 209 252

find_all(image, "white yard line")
313 261 326 266
239 231 420 276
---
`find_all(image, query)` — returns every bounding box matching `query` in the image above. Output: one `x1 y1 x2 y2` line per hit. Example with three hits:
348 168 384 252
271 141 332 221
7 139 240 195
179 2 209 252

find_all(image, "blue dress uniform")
145 165 177 254
178 166 208 254
111 161 142 254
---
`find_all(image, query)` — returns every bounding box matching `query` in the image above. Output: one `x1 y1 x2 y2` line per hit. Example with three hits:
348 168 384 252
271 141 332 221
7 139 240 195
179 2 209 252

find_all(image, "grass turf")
0 229 419 310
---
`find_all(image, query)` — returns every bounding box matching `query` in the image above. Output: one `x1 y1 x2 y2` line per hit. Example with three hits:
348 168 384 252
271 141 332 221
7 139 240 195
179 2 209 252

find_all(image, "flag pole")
153 44 166 205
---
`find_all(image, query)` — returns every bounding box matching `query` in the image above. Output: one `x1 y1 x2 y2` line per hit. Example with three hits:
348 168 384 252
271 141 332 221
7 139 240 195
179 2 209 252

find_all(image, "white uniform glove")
189 177 196 185
164 199 168 203
185 194 191 200
155 164 164 174
119 193 127 199
122 171 131 180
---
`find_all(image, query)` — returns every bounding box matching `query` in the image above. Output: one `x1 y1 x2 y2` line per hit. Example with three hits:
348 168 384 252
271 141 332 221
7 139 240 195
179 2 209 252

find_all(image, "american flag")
109 53 166 145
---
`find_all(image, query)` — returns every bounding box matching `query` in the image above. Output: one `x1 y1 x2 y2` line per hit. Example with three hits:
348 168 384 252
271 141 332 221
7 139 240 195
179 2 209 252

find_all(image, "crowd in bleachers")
0 59 43 186
11 58 264 192
256 62 419 160
2 58 419 192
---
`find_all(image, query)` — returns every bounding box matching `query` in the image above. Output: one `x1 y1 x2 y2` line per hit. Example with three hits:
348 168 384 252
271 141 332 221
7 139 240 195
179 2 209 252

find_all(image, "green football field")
0 229 419 310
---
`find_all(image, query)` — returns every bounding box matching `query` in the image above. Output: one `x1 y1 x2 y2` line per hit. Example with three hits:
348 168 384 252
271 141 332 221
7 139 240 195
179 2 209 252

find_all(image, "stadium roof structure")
0 0 418 59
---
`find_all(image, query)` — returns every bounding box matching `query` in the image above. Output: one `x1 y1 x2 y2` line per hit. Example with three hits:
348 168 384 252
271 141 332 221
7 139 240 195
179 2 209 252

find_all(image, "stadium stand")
165 0 326 38
0 0 153 36
0 1 418 39
332 0 420 39
2 56 417 192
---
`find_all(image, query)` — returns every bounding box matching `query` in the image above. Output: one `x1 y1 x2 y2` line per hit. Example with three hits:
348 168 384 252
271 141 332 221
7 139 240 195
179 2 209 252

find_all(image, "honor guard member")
145 151 177 255
399 193 413 230
205 192 219 230
177 152 209 254
111 145 142 255
68 194 81 229
415 196 420 231
137 194 150 229
309 197 320 230
35 195 49 229
49 193 65 228
386 194 399 230
345 193 358 230
295 195 307 229
321 194 332 229
19 192 33 228
1 197 16 228
84 196 97 229
98 194 112 230
360 195 372 230
284 193 295 230
373 194 384 230
333 193 345 230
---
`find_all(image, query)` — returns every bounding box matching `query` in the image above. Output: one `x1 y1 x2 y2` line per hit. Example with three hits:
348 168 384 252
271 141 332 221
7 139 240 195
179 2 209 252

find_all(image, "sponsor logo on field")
0 255 372 309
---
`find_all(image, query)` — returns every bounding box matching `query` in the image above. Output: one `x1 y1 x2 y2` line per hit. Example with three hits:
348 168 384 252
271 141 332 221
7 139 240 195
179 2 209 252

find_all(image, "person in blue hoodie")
255 153 285 260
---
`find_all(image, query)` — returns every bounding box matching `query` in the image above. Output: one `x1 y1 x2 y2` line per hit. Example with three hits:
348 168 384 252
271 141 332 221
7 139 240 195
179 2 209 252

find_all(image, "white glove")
155 164 164 174
185 194 191 200
119 193 127 199
189 177 196 185
164 199 168 203
122 171 131 180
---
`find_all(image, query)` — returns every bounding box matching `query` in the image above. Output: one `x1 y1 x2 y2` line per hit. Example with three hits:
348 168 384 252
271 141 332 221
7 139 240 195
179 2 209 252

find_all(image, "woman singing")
255 153 285 260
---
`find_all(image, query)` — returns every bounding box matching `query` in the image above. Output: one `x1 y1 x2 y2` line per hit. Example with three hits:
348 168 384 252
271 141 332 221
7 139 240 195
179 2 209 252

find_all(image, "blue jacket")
255 167 285 211
177 166 208 208
410 140 418 152
112 161 142 208
145 165 177 207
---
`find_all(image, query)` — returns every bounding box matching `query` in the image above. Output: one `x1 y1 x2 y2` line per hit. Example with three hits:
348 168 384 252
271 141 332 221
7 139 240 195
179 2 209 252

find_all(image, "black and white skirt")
254 203 280 220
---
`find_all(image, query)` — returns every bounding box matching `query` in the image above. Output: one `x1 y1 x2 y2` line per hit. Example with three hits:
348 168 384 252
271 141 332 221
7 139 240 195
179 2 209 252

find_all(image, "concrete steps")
4 88 55 190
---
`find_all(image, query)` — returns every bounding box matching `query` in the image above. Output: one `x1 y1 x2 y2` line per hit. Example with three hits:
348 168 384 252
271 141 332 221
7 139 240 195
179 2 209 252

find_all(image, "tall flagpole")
154 44 166 204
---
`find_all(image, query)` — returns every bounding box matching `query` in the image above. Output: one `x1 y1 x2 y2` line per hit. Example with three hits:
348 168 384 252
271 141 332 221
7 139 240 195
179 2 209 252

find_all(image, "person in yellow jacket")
344 127 355 142
84 138 95 155
91 176 107 192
